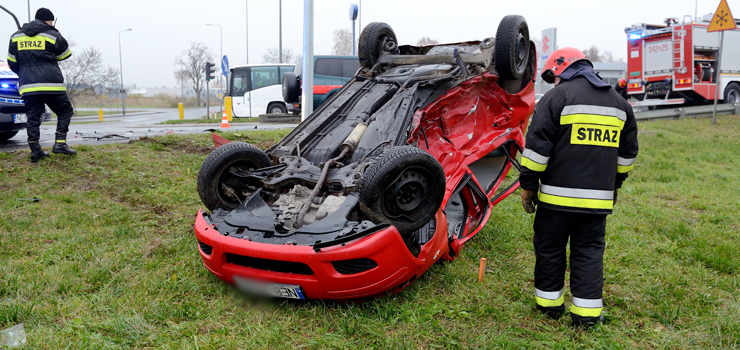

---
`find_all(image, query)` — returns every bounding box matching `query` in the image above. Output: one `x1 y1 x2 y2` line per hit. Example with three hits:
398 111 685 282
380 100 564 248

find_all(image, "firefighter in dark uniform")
519 48 638 327
7 8 76 163
615 78 629 100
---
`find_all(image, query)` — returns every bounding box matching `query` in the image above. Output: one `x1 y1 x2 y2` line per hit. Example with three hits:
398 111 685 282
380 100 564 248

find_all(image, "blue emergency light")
629 33 642 40
0 83 9 88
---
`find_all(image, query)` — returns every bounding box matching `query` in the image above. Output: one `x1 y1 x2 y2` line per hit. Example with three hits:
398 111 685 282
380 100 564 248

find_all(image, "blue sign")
349 4 358 21
221 55 229 77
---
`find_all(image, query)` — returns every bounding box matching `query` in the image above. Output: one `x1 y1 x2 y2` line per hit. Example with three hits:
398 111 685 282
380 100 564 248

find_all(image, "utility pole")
27 0 30 22
301 0 314 121
246 0 249 64
118 28 132 115
279 0 283 63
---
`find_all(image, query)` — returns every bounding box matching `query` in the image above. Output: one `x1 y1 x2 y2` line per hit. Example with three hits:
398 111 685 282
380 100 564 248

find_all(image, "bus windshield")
229 64 294 97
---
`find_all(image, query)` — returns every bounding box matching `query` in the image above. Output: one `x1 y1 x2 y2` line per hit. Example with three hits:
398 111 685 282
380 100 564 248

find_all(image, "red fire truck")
624 13 740 107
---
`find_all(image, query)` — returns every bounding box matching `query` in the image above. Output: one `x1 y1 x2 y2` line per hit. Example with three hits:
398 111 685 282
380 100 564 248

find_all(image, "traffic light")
205 62 216 81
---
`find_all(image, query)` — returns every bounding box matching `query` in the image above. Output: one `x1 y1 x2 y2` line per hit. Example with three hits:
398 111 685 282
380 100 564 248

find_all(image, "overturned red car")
194 15 536 300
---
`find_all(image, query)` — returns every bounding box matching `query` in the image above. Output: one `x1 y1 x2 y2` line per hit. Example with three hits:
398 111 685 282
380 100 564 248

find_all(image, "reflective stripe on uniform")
6 54 16 62
617 156 636 173
521 148 549 172
539 184 614 210
56 48 71 60
19 83 66 95
535 288 564 307
570 297 603 317
561 105 626 129
12 33 56 44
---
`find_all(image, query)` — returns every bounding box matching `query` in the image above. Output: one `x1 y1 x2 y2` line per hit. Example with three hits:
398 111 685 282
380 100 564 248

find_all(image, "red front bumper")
194 210 449 300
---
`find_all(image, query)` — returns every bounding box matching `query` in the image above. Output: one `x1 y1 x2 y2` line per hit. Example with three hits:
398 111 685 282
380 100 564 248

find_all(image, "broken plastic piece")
0 323 27 348
212 133 231 149
18 197 40 202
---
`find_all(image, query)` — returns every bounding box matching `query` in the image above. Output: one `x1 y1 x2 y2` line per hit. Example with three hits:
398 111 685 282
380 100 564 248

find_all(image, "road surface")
0 108 297 152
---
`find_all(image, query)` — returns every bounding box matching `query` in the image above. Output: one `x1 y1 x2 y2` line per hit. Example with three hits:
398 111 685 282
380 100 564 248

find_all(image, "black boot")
52 140 77 155
29 143 49 163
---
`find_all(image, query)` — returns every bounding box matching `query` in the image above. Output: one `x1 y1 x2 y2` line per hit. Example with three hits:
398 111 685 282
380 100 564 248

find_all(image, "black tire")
282 72 300 103
267 103 287 114
358 22 397 68
495 15 530 80
0 131 18 142
724 82 740 104
359 146 445 236
197 142 272 211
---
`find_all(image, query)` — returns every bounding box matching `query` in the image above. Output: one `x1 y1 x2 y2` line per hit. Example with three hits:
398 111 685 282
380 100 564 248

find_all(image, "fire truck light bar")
629 33 642 40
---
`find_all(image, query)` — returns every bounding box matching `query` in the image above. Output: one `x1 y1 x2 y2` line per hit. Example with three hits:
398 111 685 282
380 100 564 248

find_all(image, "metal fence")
634 103 740 121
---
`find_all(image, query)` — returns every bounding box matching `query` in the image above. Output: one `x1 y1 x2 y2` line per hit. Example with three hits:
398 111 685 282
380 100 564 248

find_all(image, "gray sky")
1 0 725 88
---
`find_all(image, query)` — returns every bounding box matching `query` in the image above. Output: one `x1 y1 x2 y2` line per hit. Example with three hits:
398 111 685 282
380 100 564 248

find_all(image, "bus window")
231 68 249 96
279 66 293 79
315 58 342 77
342 59 361 78
250 66 279 90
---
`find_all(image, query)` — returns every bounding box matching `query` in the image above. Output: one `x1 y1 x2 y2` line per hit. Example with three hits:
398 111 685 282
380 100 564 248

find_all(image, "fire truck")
624 13 740 107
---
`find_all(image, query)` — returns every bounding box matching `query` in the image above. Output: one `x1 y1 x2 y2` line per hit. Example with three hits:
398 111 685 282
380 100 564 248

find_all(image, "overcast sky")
1 0 725 88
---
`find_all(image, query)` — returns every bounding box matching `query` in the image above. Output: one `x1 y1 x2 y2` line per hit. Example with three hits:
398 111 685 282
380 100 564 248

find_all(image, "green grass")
1 117 739 349
159 117 259 125
51 110 144 118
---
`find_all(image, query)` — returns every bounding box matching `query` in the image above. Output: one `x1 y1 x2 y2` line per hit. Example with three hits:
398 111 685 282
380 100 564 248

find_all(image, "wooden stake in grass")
478 258 487 282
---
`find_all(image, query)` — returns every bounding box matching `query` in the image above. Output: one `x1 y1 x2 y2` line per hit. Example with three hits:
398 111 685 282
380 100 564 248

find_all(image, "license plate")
233 276 305 299
13 114 26 123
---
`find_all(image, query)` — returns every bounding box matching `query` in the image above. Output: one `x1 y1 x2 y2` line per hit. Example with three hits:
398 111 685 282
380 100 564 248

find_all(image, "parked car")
282 55 360 115
0 60 26 142
195 15 536 300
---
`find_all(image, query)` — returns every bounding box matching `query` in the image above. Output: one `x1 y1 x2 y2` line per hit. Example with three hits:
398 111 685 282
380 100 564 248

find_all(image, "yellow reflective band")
570 305 603 318
56 140 65 143
570 124 620 148
617 164 635 173
536 295 564 307
561 114 626 128
521 156 547 172
538 192 613 210
6 56 16 63
57 50 71 60
19 86 67 94
12 35 55 45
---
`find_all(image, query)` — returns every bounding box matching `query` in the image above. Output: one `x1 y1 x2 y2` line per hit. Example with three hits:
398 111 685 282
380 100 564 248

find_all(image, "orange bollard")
478 258 487 282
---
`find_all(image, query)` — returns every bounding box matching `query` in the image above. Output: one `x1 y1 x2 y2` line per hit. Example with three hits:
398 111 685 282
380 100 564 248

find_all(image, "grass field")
1 116 739 349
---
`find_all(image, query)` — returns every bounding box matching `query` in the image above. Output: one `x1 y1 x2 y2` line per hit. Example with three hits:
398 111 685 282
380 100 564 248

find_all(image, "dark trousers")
23 93 74 144
533 206 607 318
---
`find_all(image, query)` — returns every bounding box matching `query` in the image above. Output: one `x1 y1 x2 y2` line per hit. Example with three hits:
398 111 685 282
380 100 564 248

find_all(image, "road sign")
349 4 358 20
93 84 105 95
221 55 229 77
708 0 736 32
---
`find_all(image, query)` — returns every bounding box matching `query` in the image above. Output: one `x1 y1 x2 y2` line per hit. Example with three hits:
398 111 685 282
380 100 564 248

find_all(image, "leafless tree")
262 48 301 64
582 45 622 63
175 42 214 102
332 29 353 55
59 42 119 112
417 37 439 46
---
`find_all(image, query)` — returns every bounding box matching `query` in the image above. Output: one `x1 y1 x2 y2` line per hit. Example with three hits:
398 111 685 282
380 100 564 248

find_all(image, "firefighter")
519 47 638 327
615 78 629 100
7 8 76 163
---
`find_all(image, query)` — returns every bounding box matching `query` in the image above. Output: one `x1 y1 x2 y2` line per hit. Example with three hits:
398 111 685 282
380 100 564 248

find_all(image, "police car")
0 60 26 142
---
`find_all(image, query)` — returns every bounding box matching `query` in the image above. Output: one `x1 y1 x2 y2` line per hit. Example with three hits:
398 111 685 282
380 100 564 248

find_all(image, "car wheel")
0 131 18 142
358 22 397 68
359 146 445 236
725 83 740 104
268 103 287 114
197 142 272 211
282 72 300 103
495 15 530 80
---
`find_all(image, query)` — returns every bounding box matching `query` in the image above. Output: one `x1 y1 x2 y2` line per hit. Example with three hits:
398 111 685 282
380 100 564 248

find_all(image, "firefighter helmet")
541 47 592 84
618 78 627 88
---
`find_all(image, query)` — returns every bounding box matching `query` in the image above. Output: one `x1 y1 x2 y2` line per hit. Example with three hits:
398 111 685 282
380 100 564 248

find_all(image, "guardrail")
634 103 740 121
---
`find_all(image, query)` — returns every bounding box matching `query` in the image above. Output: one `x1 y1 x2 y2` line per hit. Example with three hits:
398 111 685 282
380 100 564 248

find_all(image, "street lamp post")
206 23 223 116
118 28 132 115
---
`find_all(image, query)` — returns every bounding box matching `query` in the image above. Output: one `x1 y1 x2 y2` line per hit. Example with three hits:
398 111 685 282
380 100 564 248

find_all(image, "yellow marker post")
225 96 233 122
98 109 103 121
178 103 184 120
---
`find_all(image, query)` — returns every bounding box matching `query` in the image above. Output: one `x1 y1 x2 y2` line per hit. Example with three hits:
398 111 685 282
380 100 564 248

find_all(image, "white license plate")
13 114 26 123
233 276 305 299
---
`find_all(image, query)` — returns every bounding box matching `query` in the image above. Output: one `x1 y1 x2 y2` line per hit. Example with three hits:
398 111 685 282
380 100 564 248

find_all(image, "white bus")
228 63 294 117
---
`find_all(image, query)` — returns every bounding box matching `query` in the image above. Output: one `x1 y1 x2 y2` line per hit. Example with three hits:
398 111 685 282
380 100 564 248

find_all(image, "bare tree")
262 48 301 63
583 45 602 62
175 42 213 102
332 29 353 55
417 37 439 46
59 42 119 111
